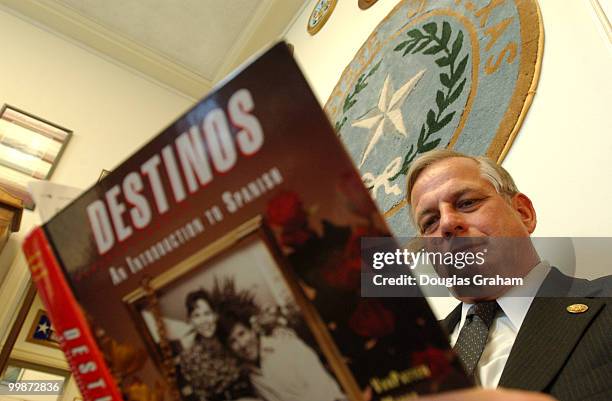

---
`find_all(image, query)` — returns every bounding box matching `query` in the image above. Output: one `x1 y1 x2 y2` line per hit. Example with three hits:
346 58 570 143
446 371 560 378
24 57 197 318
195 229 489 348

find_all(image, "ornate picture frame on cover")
325 0 543 236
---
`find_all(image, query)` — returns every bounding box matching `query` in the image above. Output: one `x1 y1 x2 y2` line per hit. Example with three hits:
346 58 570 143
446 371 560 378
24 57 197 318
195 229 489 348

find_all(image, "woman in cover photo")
213 281 347 401
179 288 258 401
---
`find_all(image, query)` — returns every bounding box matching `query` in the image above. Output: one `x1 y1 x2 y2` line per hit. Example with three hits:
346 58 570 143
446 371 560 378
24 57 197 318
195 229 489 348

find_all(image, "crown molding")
213 0 307 83
0 0 211 100
0 0 307 100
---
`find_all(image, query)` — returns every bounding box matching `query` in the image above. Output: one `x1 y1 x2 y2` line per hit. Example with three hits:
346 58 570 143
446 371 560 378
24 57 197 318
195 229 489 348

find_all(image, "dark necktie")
452 301 499 375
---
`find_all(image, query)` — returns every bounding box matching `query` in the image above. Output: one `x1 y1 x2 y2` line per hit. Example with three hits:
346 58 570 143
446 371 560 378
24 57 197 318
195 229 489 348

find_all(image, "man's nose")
439 209 467 238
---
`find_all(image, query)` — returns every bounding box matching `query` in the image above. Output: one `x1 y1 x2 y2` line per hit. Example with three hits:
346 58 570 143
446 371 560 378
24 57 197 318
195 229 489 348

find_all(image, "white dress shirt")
449 261 551 388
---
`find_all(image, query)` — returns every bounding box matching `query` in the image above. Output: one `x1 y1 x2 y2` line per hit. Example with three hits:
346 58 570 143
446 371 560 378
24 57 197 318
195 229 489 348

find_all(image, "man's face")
227 322 259 363
410 157 538 300
411 157 534 238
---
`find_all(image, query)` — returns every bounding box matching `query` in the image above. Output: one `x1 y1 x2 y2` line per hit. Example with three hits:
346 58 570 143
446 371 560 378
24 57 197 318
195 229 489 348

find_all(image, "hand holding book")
418 389 557 401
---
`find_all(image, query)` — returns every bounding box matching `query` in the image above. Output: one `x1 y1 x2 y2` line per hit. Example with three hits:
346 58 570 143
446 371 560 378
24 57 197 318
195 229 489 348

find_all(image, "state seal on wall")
325 0 543 235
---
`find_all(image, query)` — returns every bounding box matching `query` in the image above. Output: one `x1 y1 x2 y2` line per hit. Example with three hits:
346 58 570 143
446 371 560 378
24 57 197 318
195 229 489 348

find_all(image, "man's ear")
511 193 537 233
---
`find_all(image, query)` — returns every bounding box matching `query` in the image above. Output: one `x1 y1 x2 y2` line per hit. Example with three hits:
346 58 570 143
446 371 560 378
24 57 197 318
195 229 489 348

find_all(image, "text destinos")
86 89 264 255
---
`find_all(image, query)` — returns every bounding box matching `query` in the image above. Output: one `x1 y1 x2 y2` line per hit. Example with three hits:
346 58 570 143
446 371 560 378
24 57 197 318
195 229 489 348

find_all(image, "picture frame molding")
25 309 60 349
123 215 362 400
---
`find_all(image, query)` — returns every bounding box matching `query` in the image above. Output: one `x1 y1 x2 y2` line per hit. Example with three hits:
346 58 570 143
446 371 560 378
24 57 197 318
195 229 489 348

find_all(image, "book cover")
23 43 470 401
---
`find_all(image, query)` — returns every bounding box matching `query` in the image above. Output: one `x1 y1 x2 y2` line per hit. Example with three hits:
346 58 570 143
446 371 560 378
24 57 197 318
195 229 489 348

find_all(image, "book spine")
23 227 123 401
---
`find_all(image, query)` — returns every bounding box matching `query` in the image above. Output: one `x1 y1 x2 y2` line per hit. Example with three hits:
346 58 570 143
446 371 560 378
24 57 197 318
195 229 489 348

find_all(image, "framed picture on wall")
0 358 70 401
307 0 338 35
98 169 111 182
25 309 60 348
0 104 72 209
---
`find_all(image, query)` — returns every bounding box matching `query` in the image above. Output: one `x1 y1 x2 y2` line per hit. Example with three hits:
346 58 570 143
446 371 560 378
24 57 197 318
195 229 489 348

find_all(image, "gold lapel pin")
566 303 589 314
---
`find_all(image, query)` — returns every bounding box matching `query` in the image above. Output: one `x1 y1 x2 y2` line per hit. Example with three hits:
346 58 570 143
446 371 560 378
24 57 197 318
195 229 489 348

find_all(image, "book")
22 43 470 401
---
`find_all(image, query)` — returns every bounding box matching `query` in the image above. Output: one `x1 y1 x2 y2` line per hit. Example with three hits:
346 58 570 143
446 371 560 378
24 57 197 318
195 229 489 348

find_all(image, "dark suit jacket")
440 267 612 401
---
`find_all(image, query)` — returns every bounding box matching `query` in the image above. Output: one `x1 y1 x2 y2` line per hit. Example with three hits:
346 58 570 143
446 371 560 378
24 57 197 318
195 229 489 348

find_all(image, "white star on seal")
352 69 426 167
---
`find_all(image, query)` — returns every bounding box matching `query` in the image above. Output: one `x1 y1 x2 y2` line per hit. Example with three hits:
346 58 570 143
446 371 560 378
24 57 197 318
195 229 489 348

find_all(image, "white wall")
285 0 612 317
0 5 194 351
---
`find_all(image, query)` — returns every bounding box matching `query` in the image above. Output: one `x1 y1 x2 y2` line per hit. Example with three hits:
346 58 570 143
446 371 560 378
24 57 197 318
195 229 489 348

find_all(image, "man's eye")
421 216 438 233
458 199 478 209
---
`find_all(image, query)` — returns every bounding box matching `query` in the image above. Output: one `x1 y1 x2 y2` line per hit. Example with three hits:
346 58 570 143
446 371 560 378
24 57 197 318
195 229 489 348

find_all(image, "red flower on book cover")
321 256 361 291
266 191 308 229
345 226 369 264
411 346 453 380
320 225 380 291
348 300 396 338
280 227 315 248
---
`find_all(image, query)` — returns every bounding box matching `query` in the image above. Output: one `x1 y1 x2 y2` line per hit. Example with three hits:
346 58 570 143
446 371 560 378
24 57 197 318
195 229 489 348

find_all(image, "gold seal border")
487 0 544 163
323 0 544 220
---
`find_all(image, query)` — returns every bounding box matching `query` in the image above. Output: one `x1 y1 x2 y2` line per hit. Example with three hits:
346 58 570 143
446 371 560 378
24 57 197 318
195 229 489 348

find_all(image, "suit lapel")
440 268 605 390
498 296 605 390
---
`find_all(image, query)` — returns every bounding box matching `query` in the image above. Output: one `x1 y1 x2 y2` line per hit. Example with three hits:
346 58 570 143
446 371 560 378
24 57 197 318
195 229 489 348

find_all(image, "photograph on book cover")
123 216 357 401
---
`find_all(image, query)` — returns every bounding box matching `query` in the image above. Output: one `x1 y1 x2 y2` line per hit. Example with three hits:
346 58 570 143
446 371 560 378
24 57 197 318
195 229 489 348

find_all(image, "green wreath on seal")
333 21 469 185
335 60 382 132
390 21 469 181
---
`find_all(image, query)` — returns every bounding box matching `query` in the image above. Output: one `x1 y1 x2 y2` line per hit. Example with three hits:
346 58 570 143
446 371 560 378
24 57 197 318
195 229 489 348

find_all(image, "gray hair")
406 149 519 220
